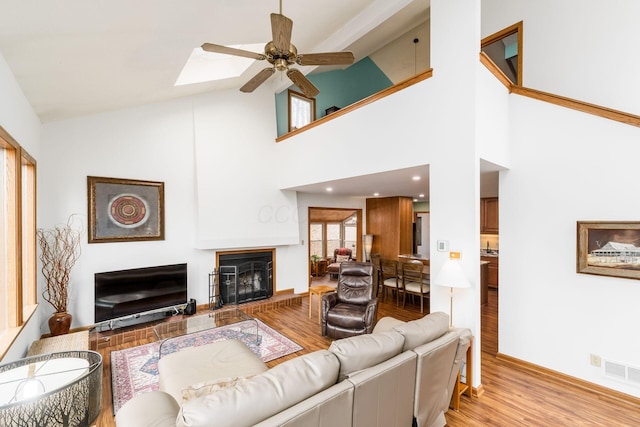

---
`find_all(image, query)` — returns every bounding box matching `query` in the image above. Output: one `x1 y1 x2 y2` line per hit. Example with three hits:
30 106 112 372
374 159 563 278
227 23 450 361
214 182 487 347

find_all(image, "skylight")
174 43 264 86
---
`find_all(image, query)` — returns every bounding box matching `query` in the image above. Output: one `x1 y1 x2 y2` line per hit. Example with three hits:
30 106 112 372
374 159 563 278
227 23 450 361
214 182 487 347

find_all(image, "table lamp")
0 350 102 426
433 256 471 327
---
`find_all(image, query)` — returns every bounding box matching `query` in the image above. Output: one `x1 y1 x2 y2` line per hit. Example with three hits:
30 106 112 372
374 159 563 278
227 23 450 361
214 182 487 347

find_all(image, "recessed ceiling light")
175 44 264 86
412 176 421 181
419 194 425 198
373 192 379 196
326 187 333 192
413 198 418 202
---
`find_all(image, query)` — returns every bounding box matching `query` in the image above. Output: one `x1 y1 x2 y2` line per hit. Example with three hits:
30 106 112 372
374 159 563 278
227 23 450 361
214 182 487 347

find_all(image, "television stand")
93 304 184 332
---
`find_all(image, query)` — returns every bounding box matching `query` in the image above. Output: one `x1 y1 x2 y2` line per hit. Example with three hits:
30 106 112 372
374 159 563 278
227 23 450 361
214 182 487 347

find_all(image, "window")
21 150 37 320
481 21 523 86
309 223 324 258
343 215 357 253
0 136 18 335
288 89 315 131
0 126 37 357
326 223 342 256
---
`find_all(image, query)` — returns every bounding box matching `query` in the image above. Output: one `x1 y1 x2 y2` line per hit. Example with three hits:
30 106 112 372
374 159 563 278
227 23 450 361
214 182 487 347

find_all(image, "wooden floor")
93 278 640 426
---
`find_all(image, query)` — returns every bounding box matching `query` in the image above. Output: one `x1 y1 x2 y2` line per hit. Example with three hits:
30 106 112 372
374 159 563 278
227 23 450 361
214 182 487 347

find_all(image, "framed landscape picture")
577 221 640 280
88 176 164 243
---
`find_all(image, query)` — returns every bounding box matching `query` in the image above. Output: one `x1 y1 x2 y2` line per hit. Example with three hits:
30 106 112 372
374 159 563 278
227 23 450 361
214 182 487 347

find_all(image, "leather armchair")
321 262 378 339
326 248 354 279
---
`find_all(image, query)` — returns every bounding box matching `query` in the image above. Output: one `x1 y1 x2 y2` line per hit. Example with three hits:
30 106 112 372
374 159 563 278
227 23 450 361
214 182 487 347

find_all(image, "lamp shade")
433 259 471 289
0 351 102 426
363 234 373 261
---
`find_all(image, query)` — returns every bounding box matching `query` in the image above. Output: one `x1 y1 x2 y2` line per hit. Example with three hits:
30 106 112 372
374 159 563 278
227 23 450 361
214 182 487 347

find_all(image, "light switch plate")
437 240 449 252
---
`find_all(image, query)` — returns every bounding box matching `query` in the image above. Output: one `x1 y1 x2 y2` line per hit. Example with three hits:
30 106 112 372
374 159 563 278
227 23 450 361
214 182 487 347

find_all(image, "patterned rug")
110 318 302 413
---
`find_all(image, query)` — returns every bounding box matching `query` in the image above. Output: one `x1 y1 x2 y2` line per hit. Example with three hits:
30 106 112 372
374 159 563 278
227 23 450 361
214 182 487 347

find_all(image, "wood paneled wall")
366 196 413 260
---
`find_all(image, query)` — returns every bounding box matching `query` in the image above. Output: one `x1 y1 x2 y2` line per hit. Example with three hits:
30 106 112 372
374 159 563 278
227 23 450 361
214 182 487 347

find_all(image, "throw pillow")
393 311 449 351
336 255 350 262
181 375 255 402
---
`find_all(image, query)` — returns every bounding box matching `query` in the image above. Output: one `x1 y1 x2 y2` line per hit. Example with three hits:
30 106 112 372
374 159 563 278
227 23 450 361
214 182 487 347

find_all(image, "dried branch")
37 215 82 313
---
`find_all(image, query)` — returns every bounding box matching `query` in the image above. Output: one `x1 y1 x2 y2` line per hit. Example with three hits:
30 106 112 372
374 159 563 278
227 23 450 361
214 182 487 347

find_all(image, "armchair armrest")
115 390 179 427
364 297 379 333
321 292 339 335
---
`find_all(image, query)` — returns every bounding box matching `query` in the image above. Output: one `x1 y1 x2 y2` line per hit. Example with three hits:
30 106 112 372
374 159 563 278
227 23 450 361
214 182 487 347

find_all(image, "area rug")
110 318 302 413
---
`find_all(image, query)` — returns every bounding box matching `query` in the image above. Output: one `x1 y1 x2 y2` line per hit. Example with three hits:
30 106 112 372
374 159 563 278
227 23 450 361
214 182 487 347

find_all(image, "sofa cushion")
372 316 406 333
393 311 449 352
177 350 340 427
329 330 404 380
336 255 350 262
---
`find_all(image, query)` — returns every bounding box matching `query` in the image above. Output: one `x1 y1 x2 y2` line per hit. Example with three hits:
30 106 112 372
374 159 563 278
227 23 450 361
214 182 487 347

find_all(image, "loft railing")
479 51 640 128
275 68 433 142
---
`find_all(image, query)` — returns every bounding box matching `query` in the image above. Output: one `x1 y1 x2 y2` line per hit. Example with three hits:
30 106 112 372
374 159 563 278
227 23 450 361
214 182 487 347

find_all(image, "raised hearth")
90 293 300 351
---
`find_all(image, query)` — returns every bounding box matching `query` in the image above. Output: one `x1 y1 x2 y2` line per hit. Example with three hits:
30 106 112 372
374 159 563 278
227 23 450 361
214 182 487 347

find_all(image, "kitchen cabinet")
481 256 499 288
366 196 413 261
481 197 499 234
480 261 489 305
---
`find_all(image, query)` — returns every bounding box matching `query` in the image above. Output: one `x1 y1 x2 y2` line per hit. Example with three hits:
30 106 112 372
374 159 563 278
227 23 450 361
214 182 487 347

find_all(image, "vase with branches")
37 215 82 336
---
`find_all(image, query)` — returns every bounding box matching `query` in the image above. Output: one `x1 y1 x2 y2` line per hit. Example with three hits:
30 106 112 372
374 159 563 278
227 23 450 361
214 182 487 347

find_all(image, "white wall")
370 18 431 83
483 0 640 398
0 53 43 362
39 86 321 333
41 98 213 331
482 0 640 116
501 95 640 397
193 89 299 249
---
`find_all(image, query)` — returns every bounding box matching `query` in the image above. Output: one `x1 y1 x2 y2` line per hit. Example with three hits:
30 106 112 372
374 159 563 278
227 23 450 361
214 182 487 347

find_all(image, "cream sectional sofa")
115 312 471 427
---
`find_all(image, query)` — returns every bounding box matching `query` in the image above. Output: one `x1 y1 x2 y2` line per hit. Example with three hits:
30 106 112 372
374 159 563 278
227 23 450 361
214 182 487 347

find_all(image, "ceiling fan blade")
296 52 355 66
286 69 319 98
271 13 293 52
240 68 276 93
201 43 265 60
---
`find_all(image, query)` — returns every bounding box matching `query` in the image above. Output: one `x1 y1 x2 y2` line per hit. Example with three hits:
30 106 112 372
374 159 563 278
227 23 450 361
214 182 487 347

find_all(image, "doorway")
308 207 363 284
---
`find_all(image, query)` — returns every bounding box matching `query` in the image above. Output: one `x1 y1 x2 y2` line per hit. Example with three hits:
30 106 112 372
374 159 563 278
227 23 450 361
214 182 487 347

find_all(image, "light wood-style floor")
94 277 640 426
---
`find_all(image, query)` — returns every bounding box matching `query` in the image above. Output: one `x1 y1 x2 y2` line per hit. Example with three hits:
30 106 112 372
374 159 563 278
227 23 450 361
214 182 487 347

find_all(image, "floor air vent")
603 359 640 386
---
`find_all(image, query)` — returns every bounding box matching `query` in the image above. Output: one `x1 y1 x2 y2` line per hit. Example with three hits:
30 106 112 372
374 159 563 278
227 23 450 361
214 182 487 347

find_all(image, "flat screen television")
94 263 187 324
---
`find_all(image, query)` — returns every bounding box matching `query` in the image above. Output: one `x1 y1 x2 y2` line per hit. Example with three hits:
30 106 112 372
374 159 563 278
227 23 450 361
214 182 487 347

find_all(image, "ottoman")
158 339 268 402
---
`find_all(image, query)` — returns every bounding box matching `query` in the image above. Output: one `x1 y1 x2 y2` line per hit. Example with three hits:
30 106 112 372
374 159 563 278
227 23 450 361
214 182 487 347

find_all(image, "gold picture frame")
88 176 164 243
577 221 640 280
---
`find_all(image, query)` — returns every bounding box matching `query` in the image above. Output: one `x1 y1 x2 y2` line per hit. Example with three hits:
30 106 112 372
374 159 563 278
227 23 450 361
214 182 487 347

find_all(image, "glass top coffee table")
153 307 259 357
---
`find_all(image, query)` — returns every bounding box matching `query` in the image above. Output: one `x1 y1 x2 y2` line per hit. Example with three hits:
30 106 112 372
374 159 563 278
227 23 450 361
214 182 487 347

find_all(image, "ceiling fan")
201 4 354 98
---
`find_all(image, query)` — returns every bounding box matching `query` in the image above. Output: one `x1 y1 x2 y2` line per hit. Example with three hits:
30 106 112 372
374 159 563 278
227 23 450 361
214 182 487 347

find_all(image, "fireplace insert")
217 252 273 305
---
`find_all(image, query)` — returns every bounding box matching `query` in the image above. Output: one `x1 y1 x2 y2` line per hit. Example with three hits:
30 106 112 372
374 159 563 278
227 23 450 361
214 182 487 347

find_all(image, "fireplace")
216 250 274 306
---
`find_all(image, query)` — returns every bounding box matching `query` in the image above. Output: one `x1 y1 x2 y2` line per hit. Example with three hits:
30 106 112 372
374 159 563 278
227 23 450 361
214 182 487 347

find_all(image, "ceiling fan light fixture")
274 58 289 71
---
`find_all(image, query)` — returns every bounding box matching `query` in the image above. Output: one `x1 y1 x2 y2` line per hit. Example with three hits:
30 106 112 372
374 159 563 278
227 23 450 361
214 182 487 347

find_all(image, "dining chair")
370 254 382 297
380 259 400 305
401 261 430 313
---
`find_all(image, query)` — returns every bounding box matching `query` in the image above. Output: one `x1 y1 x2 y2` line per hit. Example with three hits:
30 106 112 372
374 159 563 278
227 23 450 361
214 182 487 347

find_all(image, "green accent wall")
276 57 393 136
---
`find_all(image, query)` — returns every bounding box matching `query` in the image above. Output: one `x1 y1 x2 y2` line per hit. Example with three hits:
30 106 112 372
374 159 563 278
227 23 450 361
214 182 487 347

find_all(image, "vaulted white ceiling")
0 0 501 201
0 0 429 123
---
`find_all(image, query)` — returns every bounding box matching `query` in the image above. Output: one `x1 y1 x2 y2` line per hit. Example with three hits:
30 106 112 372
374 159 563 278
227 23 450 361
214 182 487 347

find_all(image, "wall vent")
602 359 640 387
628 367 640 385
